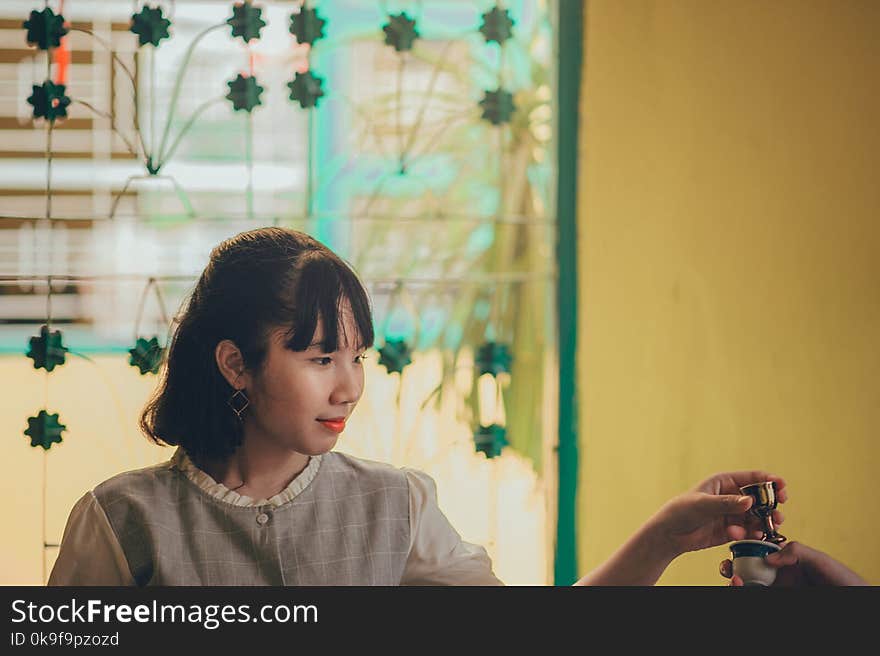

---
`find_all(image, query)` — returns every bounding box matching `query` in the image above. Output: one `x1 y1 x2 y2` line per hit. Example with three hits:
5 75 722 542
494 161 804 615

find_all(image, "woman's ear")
215 340 249 389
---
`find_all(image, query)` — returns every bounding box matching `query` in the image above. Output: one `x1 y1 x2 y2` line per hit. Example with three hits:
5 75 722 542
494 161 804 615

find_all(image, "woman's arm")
574 520 677 586
400 469 504 586
574 470 787 586
48 491 135 586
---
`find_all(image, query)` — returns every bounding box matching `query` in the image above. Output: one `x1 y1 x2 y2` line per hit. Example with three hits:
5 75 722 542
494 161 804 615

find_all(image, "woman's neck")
200 437 311 501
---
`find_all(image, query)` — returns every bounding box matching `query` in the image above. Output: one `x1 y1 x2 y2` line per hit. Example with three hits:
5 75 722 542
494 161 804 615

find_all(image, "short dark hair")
139 227 374 463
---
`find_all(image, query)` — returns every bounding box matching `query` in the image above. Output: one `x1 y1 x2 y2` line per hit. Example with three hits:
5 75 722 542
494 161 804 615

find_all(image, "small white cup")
729 540 781 586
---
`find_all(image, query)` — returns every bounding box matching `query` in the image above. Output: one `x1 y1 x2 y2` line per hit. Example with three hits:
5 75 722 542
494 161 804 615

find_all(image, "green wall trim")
554 0 582 586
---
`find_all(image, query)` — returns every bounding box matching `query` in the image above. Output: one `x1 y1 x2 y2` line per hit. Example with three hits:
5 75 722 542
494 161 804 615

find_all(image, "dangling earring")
228 388 250 421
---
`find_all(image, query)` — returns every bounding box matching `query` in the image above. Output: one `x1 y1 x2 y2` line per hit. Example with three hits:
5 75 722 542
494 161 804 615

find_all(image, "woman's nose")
329 365 362 406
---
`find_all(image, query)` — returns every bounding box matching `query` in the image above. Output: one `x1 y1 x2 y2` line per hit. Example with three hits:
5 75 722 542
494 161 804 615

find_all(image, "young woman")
49 227 787 586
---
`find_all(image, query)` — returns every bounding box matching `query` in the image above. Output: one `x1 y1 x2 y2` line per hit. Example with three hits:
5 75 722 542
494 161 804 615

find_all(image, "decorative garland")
19 1 526 464
130 5 171 47
382 12 419 52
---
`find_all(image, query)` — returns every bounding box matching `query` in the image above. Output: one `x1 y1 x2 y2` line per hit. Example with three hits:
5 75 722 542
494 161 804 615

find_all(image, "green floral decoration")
26 325 68 372
129 336 165 375
27 81 70 123
130 5 172 48
24 410 66 450
479 6 514 44
382 12 419 52
287 71 325 108
23 8 69 50
289 6 326 45
226 74 264 112
475 341 512 377
227 1 266 43
473 424 508 459
377 339 413 375
479 88 515 125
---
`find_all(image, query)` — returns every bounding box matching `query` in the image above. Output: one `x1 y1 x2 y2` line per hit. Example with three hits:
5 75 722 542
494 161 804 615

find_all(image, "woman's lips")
317 419 346 434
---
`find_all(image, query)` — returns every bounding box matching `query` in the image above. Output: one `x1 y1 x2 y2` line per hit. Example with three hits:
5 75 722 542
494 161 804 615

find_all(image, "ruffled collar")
170 447 323 508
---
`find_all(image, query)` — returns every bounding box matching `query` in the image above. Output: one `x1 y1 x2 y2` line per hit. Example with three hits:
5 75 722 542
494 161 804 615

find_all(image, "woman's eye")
355 354 368 364
313 357 332 365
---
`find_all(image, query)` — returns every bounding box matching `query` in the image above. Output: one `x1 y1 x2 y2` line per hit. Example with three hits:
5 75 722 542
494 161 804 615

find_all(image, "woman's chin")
297 437 338 456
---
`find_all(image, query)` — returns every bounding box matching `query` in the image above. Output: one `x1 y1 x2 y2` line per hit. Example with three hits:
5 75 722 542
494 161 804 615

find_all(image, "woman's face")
244 311 367 456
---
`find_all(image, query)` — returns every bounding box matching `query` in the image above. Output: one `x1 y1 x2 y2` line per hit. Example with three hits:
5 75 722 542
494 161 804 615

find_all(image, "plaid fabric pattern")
93 452 412 586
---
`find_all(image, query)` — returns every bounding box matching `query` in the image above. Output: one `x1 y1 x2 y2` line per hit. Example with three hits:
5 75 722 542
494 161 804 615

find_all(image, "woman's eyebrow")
304 341 367 353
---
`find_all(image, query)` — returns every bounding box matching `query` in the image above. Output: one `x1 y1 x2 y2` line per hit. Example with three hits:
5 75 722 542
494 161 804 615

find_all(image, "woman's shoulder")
92 454 178 501
323 451 436 494
322 451 415 486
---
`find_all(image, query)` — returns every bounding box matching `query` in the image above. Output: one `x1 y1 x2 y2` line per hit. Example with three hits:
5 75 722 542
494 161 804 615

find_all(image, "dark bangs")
283 250 374 352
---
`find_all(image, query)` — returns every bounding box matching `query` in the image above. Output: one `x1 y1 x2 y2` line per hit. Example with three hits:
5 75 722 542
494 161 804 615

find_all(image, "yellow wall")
1 355 166 585
578 0 879 584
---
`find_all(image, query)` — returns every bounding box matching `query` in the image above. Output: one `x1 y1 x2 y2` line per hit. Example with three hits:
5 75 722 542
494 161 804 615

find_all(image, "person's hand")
720 540 868 586
648 470 787 558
